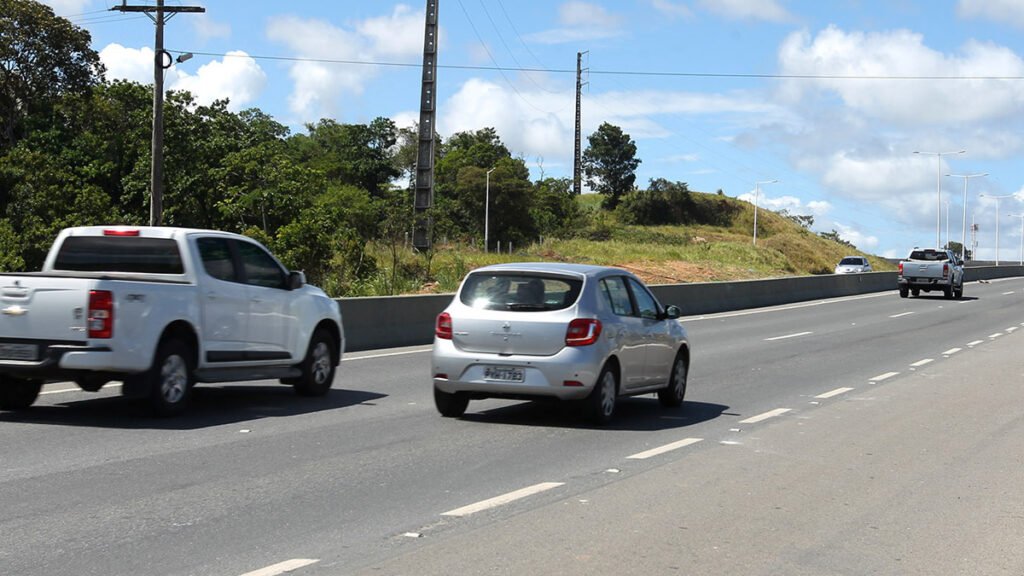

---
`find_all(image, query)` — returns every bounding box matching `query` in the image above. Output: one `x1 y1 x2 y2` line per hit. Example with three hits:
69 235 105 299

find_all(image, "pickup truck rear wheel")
943 285 953 299
147 339 194 417
0 376 43 410
899 286 909 298
294 329 336 397
954 285 964 299
911 288 920 297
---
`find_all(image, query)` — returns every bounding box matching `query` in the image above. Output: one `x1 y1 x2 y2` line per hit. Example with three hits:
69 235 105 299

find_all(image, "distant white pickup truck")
0 226 344 415
897 248 964 299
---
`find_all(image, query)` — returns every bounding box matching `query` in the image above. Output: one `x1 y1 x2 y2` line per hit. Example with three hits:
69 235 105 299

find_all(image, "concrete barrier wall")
337 266 1024 352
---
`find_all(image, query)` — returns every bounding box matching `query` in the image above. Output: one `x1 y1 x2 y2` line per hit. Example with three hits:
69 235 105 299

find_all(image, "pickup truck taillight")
898 262 903 276
943 263 949 279
88 290 113 339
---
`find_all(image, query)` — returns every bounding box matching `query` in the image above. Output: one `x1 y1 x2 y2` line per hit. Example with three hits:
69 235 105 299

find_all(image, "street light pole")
752 179 778 246
943 200 950 248
980 193 1014 265
946 172 987 261
915 150 965 248
484 167 496 252
1009 214 1024 266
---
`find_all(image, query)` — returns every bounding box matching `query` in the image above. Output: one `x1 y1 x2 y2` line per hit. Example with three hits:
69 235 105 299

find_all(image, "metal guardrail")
336 266 1024 352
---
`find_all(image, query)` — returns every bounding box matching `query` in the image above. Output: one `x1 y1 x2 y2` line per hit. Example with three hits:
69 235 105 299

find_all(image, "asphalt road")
2 277 1023 576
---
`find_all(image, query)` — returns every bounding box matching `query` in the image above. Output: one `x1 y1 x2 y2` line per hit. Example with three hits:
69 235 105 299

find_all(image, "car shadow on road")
459 397 729 431
0 384 385 430
906 295 979 301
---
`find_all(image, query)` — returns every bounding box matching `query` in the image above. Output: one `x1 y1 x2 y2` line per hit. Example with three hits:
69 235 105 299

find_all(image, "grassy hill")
358 191 893 296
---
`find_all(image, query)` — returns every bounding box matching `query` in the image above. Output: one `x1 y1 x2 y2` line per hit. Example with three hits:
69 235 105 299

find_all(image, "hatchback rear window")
460 272 582 311
53 236 184 274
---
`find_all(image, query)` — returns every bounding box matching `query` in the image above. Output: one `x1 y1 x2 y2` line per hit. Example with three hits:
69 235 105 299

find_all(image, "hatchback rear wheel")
584 365 617 425
434 386 469 417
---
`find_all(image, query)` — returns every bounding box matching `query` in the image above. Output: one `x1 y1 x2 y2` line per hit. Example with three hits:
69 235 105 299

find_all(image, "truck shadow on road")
459 398 728 431
0 384 385 430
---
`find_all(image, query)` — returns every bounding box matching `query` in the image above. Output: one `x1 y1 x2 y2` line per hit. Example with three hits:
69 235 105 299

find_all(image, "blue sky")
42 0 1024 260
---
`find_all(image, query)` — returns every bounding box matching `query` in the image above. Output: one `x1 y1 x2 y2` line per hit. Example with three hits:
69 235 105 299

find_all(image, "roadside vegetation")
0 1 892 297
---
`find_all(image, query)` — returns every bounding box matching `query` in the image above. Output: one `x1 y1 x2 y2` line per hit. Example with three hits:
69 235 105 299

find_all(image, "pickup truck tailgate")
0 276 91 351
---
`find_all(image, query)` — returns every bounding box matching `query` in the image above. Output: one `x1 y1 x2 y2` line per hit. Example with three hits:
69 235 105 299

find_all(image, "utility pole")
413 0 439 249
111 1 204 226
573 51 588 195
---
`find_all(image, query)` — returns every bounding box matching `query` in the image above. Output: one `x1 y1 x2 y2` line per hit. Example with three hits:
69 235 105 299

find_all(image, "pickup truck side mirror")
287 270 306 290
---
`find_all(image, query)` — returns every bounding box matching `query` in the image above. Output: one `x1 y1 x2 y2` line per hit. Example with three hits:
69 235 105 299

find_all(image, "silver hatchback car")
432 263 690 424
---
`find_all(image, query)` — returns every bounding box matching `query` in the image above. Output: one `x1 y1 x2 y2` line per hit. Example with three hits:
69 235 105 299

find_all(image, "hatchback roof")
472 262 624 278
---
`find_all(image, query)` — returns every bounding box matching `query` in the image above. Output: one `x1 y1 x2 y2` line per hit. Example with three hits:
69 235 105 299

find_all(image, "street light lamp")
980 193 1015 265
1009 214 1024 266
484 167 496 252
946 172 987 261
752 179 778 246
914 149 965 248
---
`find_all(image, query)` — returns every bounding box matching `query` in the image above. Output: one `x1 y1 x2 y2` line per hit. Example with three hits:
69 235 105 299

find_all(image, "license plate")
0 343 38 361
483 366 524 382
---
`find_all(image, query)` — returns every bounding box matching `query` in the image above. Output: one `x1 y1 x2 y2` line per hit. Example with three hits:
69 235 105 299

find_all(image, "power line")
161 50 1024 81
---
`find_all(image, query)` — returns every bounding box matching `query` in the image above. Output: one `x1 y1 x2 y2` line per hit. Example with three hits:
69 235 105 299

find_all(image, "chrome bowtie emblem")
2 305 27 316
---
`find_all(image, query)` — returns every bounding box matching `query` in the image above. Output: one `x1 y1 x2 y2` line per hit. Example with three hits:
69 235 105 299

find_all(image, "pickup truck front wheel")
294 330 336 397
0 376 43 410
145 339 194 417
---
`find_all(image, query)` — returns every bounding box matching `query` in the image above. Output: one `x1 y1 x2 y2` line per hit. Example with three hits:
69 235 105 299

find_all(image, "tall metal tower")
573 51 588 195
413 0 439 249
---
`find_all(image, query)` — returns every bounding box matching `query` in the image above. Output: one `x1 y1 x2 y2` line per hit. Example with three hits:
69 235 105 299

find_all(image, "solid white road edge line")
738 408 791 424
238 559 319 576
910 359 934 367
343 347 432 361
764 331 813 341
869 372 899 383
627 437 703 460
815 387 854 399
942 348 962 356
442 482 565 517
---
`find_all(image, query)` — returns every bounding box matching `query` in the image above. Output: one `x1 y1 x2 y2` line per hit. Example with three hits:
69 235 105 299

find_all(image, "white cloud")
958 0 1024 29
266 7 424 122
777 26 1024 125
696 0 794 22
650 0 694 19
192 14 231 42
38 0 92 16
525 1 625 45
99 44 266 110
832 222 880 250
172 52 266 111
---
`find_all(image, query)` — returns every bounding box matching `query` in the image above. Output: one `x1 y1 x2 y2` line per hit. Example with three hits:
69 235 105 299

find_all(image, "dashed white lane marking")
764 331 813 341
910 359 934 368
967 340 985 347
1003 291 1015 295
41 383 121 396
815 387 854 399
990 333 1003 339
627 437 703 460
870 372 899 383
442 482 564 517
1007 327 1019 333
738 408 791 424
942 348 962 356
889 312 914 318
239 559 319 576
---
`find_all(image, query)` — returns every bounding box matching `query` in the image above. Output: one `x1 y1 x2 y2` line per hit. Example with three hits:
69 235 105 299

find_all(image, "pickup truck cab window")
196 237 238 282
54 236 183 274
237 241 286 289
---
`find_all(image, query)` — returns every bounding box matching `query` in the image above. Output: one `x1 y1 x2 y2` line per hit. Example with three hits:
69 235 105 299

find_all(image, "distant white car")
834 256 872 274
431 263 690 425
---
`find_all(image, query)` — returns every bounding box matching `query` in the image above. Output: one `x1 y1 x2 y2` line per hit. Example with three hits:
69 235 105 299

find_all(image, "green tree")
582 122 640 210
289 117 399 197
531 177 580 238
0 0 103 149
618 178 696 225
820 229 855 249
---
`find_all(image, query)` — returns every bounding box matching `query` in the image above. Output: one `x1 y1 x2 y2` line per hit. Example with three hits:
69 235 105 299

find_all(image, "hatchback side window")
237 241 286 289
627 278 660 320
600 277 634 316
196 237 237 282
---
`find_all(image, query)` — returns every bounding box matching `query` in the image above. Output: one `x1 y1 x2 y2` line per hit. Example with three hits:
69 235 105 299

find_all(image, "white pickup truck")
0 226 344 415
897 248 964 299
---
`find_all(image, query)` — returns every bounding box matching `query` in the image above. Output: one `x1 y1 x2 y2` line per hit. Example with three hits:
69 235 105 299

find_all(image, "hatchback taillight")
566 318 602 346
88 290 114 339
436 312 453 340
